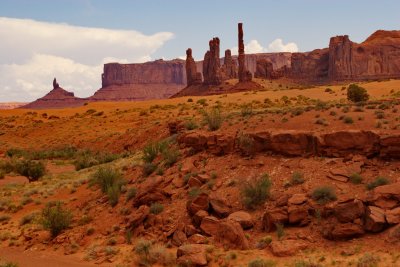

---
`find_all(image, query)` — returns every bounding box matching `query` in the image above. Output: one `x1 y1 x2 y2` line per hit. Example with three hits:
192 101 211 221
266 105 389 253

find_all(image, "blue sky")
0 0 399 101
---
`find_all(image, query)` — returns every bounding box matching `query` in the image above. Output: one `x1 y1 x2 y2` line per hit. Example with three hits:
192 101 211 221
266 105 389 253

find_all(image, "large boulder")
262 208 288 232
270 240 309 257
364 206 387 232
129 205 150 229
209 195 231 218
386 207 400 224
177 244 211 266
288 204 310 225
334 199 365 223
216 220 249 250
323 222 364 240
187 193 209 216
200 216 220 236
227 211 254 229
380 134 400 159
371 183 400 209
269 131 317 156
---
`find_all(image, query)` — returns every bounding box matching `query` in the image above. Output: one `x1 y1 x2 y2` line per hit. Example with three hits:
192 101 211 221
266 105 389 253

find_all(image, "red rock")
209 195 231 217
364 206 387 232
334 199 365 223
129 205 150 229
386 224 400 243
270 240 309 257
187 193 209 216
262 208 288 232
238 23 252 83
288 204 310 225
192 210 209 228
385 207 400 224
172 230 187 246
227 211 254 229
188 234 207 244
188 176 203 188
203 37 222 85
177 244 210 266
200 216 220 236
288 194 308 205
380 134 400 159
222 49 237 79
270 131 317 156
326 223 365 240
216 220 249 250
372 183 400 209
196 174 211 183
186 48 202 86
22 86 86 109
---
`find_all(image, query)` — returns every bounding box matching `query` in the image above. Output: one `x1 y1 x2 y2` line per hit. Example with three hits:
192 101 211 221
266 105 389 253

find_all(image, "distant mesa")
20 25 400 108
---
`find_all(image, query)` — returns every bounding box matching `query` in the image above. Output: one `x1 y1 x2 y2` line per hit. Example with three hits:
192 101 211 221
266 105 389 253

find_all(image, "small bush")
142 162 157 177
241 103 253 117
343 116 354 124
142 142 165 163
349 173 363 184
276 223 285 240
248 258 276 267
347 84 369 103
90 167 124 206
237 133 255 156
150 202 164 215
366 176 389 190
197 98 207 105
202 108 223 131
0 262 19 267
161 146 180 167
41 201 72 237
126 187 137 201
312 186 337 204
357 253 380 267
184 119 198 130
241 174 272 209
290 172 305 185
15 160 45 182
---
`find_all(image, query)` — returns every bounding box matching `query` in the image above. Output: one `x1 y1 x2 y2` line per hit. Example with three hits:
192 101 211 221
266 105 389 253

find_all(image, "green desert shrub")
142 162 157 177
366 176 389 190
149 202 164 215
290 172 305 185
347 84 369 103
349 173 363 184
248 258 276 267
41 201 72 237
311 186 337 204
241 174 272 209
202 108 223 131
15 160 45 182
357 253 380 267
90 167 125 206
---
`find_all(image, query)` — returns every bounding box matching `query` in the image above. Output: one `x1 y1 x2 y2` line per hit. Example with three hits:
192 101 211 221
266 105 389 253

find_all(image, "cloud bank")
0 17 174 101
231 38 298 55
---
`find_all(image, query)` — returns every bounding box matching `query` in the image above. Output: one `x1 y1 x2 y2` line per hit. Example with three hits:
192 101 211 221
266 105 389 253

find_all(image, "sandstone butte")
21 29 400 109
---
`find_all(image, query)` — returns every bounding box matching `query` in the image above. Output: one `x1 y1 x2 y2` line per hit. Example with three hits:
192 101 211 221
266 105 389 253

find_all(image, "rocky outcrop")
222 49 237 79
238 23 252 82
178 130 400 159
185 48 202 86
203 38 223 85
22 86 87 109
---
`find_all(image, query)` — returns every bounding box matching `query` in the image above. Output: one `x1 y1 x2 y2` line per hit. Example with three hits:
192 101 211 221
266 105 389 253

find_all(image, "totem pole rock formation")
203 37 223 85
185 48 203 86
52 78 59 89
222 49 237 79
238 23 252 82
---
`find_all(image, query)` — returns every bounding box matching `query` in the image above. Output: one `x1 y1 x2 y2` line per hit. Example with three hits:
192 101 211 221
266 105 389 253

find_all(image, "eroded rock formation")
222 49 237 79
185 48 202 86
203 38 223 85
238 23 252 82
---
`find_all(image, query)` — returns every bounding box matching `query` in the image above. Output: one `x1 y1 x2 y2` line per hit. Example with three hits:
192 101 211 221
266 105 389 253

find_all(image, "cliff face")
286 30 400 83
101 59 186 87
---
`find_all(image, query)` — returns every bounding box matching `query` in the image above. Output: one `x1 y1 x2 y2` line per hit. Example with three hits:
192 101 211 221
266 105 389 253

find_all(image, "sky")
0 0 400 102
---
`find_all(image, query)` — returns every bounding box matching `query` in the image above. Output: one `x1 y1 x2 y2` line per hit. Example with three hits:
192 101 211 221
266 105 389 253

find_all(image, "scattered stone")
227 211 254 229
216 219 249 250
209 195 230 217
386 207 400 224
187 193 209 216
262 208 288 232
288 194 308 205
334 199 365 223
200 216 220 236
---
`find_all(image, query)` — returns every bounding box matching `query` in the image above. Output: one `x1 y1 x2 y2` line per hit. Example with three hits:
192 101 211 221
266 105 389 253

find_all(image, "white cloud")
231 38 298 55
0 17 174 101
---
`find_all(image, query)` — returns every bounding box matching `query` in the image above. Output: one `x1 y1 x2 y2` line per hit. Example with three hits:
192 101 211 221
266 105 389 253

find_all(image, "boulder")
380 134 400 159
372 183 400 209
386 207 400 224
200 216 220 236
177 244 211 266
270 240 309 257
216 220 249 250
172 230 187 247
262 208 288 232
334 199 365 223
188 176 203 188
192 210 209 228
288 194 308 205
227 211 254 229
270 131 317 156
327 223 365 240
288 204 310 225
209 195 231 217
386 224 400 243
187 193 209 216
364 206 387 232
188 234 208 244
